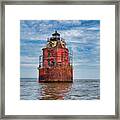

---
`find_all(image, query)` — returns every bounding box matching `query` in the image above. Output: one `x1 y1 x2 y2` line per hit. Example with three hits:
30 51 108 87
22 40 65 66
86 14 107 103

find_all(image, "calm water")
20 78 100 100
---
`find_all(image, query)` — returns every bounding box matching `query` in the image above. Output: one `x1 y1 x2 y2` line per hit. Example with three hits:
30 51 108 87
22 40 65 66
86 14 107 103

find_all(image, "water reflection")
38 82 72 100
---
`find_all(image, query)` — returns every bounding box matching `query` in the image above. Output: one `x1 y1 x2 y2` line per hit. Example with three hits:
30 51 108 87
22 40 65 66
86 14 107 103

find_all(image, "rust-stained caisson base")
39 80 73 83
38 65 73 83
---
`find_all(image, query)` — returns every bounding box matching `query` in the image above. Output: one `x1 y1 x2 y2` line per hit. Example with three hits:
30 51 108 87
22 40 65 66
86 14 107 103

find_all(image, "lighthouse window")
48 59 51 66
48 52 50 57
51 61 54 66
53 60 56 66
50 60 56 66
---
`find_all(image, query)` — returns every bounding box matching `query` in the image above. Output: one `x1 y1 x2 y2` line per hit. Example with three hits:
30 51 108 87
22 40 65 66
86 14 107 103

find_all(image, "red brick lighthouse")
38 31 73 82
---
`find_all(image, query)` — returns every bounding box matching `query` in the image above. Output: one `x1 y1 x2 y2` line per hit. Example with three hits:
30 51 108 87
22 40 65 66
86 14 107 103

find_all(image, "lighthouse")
38 31 73 82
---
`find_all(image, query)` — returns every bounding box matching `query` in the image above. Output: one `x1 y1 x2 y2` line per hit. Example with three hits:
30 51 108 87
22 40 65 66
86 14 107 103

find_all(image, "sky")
20 20 100 79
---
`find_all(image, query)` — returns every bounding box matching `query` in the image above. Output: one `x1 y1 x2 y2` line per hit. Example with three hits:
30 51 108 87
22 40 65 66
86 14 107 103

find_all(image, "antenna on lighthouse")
52 31 60 37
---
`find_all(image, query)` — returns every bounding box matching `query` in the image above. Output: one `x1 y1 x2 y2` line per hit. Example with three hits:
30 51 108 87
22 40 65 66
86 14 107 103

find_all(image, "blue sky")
20 20 100 79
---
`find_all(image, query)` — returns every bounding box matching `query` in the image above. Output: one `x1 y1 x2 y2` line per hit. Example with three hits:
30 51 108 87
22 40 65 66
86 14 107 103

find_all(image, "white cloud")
21 64 38 67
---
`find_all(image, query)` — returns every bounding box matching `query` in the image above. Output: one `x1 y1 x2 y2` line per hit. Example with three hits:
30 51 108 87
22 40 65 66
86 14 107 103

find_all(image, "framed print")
0 0 119 119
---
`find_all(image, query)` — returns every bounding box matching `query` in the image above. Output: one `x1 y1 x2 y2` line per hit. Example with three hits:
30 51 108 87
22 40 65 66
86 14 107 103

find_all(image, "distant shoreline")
20 78 100 80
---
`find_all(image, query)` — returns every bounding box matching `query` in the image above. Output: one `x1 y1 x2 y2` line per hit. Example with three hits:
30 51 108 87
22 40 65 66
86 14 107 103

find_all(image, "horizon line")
20 78 100 80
